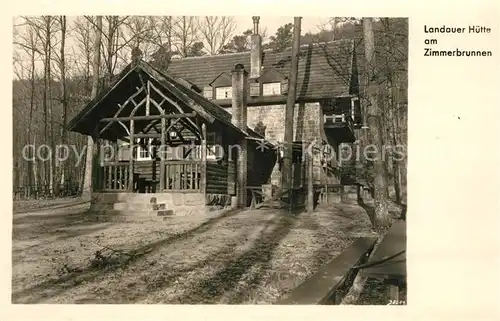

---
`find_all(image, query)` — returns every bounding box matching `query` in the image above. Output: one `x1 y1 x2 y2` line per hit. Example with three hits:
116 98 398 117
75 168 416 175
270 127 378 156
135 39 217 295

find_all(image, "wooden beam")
146 81 150 116
160 112 166 191
134 120 181 139
307 144 314 213
99 86 145 135
116 120 131 136
150 98 201 140
128 119 135 191
200 123 207 194
149 82 202 135
99 112 197 123
141 119 161 134
129 96 148 117
134 133 161 138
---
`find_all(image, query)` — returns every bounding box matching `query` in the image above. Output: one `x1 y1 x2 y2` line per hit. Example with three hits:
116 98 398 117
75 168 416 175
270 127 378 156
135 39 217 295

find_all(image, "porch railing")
96 162 131 192
163 160 202 192
96 160 202 193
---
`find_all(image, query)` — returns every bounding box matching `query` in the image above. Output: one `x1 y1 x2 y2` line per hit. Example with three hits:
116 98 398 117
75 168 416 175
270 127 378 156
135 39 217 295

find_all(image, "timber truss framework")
95 78 208 191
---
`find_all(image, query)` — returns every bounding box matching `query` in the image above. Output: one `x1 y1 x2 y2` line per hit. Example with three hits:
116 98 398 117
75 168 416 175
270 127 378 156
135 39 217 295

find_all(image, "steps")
89 196 175 222
112 202 166 211
88 206 174 222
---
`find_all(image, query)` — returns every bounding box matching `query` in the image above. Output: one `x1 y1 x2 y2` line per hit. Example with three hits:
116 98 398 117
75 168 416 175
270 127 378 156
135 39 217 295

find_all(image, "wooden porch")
67 60 277 210
94 160 203 193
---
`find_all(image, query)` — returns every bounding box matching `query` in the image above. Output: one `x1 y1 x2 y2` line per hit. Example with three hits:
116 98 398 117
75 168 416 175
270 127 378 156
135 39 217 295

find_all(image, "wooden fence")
13 183 80 200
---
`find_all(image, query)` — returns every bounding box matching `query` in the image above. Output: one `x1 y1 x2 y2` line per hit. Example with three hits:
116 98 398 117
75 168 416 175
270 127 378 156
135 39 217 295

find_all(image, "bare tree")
148 16 176 70
120 16 156 61
363 17 390 229
81 15 102 200
13 21 42 190
23 16 59 194
198 16 236 55
51 16 68 194
83 15 129 85
73 17 95 92
149 16 175 51
173 16 199 57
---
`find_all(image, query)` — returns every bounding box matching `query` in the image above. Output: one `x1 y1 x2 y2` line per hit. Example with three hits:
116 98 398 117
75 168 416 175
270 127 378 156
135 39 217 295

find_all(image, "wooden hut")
67 60 276 215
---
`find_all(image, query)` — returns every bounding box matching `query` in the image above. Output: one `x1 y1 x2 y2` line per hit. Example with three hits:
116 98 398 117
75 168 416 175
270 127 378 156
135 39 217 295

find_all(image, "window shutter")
249 82 260 97
203 86 213 100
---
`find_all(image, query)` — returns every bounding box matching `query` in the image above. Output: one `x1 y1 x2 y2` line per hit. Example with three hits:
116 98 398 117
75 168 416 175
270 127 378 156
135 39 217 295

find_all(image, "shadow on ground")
11 207 245 303
170 214 297 304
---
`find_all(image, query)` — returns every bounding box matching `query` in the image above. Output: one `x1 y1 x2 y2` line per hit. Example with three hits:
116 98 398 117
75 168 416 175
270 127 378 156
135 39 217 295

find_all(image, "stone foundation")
91 192 208 216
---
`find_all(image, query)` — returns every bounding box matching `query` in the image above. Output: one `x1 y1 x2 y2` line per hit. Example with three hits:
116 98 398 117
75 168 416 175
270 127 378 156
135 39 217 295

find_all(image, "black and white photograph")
12 15 408 305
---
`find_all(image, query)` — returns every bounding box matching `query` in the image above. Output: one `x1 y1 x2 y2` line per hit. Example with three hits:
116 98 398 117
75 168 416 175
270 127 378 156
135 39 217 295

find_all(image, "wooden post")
282 17 301 212
200 123 207 194
92 126 101 192
146 81 150 116
159 112 166 191
237 138 248 207
128 119 135 191
307 142 314 213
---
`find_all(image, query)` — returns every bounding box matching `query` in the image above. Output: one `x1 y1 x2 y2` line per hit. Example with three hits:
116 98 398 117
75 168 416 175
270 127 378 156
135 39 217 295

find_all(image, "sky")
12 15 329 79
232 16 325 35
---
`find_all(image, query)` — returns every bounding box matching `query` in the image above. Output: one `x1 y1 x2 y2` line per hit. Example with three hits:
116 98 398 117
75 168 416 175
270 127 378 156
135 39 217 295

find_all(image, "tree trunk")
282 17 301 212
43 17 55 197
55 16 68 196
363 18 390 229
106 16 115 85
82 15 102 200
33 134 38 192
27 47 36 188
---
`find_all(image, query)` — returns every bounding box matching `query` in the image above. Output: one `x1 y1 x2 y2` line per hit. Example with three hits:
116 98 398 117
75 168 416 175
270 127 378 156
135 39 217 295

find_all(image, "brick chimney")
231 63 248 130
231 63 248 207
250 16 262 79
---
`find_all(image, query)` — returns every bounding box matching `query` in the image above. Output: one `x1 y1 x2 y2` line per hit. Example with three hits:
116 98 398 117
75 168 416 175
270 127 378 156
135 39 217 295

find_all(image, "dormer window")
210 72 232 100
215 86 232 100
262 82 281 96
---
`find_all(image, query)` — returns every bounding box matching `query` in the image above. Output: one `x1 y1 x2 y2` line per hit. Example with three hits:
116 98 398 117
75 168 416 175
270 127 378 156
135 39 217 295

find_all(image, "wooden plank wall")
206 162 228 194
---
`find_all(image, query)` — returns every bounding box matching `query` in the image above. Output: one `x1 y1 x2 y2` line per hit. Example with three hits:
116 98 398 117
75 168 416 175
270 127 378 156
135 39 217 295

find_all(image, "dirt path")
12 201 374 304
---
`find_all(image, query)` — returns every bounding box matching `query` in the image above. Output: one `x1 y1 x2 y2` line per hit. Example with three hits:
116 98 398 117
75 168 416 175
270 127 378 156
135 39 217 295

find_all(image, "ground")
12 199 375 304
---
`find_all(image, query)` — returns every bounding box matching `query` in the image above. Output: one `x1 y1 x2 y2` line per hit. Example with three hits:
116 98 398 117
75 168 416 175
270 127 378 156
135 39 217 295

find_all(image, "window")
215 86 232 99
191 133 221 160
136 138 153 161
118 137 153 161
262 82 281 96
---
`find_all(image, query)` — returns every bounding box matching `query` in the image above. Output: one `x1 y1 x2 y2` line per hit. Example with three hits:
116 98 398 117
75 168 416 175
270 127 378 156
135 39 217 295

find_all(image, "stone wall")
225 102 339 186
91 192 207 216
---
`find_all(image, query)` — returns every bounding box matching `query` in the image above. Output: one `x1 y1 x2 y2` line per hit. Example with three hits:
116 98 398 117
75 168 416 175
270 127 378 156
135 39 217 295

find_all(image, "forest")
12 16 408 208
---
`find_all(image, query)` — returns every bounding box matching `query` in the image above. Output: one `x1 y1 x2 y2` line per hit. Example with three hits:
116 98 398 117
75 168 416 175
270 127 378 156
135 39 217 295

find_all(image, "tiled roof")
166 39 357 100
67 61 265 140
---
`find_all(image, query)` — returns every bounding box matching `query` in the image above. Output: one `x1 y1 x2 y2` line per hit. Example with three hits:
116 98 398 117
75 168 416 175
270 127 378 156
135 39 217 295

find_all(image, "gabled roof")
67 60 264 141
166 39 357 102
